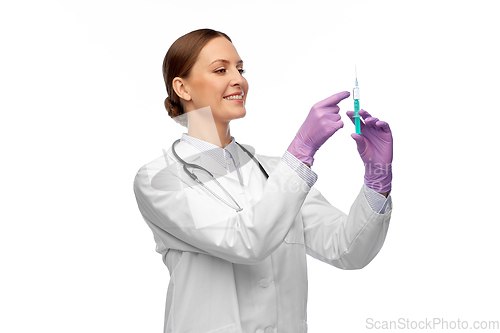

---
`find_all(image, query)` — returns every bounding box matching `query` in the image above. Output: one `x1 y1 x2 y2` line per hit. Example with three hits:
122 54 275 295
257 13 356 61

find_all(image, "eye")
238 68 246 75
215 68 227 74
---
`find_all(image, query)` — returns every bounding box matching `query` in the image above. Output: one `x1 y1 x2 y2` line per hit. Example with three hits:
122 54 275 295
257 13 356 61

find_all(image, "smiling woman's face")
179 37 248 123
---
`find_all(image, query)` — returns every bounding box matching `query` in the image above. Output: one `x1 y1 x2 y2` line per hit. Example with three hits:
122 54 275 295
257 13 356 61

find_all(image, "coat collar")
180 133 240 172
165 138 257 190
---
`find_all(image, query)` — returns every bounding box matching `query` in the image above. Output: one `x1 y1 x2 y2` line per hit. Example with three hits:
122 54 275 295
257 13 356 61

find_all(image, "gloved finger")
375 120 391 133
314 91 350 108
318 105 340 116
323 112 341 122
325 119 344 135
351 133 367 155
365 116 379 128
328 105 340 114
358 109 372 120
346 110 365 128
334 120 344 131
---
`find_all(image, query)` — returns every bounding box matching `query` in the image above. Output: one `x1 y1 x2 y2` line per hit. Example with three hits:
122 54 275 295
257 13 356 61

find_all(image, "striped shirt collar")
180 133 240 171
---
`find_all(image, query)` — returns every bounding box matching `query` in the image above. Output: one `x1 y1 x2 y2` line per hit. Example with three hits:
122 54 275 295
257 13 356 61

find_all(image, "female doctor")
133 28 393 333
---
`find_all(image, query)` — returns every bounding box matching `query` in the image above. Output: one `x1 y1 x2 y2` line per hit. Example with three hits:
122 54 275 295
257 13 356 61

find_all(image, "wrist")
287 137 316 167
364 171 392 193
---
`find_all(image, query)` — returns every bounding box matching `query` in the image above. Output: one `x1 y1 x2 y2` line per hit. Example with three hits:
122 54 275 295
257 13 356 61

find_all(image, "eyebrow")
209 59 243 66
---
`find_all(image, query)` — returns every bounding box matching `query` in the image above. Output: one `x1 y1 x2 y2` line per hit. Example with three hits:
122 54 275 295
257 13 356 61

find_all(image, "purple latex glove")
288 91 350 167
346 109 393 193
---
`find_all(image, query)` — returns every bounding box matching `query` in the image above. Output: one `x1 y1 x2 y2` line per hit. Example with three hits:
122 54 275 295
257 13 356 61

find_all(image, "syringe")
353 66 361 134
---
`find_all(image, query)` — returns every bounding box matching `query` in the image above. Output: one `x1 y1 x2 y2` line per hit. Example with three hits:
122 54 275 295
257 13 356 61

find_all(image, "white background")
1 0 499 332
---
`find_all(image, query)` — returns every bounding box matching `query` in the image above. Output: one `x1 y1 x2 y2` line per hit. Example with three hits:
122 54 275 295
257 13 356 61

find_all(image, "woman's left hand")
346 109 393 193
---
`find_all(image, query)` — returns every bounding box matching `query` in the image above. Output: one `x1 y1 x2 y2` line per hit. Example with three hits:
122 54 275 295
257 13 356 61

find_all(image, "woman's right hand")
287 91 351 166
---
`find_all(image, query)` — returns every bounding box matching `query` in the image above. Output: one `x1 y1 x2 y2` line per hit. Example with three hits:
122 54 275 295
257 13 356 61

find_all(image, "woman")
133 28 393 333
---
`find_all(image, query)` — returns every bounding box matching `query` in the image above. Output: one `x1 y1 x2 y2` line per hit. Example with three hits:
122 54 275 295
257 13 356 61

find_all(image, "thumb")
351 133 367 155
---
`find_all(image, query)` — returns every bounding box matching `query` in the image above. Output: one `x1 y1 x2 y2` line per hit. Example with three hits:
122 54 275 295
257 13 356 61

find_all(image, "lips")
223 92 244 98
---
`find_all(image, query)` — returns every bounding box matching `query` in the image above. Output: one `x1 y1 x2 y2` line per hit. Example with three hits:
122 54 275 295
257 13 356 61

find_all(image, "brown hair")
162 29 232 127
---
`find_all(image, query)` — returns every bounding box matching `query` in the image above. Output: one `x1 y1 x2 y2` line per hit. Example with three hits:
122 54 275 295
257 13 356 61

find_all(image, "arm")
302 108 394 269
133 156 312 265
302 184 392 270
134 91 349 265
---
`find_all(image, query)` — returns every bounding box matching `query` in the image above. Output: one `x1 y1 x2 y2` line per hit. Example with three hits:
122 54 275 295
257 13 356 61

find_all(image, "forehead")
197 37 240 65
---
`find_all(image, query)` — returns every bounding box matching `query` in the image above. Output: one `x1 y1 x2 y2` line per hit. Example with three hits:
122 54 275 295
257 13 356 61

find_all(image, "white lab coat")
133 139 392 333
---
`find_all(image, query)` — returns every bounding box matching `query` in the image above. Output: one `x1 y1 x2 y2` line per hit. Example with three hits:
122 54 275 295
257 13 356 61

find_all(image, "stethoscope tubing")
171 139 268 212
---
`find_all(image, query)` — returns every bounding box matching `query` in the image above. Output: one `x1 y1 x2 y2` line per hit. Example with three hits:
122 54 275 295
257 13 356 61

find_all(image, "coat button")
259 279 269 288
264 327 274 333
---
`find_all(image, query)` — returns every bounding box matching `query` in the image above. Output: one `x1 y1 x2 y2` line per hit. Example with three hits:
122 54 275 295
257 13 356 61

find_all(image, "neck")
186 107 232 148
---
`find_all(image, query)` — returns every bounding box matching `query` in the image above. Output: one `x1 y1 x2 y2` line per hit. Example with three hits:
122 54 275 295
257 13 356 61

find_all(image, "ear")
172 77 192 102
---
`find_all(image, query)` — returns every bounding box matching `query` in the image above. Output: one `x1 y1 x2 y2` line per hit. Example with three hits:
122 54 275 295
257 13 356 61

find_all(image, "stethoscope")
171 139 269 212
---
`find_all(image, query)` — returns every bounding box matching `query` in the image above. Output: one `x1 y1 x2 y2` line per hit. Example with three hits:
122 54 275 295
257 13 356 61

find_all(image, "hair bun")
165 97 188 127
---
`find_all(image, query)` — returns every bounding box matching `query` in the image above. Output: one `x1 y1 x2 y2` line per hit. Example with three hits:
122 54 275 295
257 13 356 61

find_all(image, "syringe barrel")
353 86 360 100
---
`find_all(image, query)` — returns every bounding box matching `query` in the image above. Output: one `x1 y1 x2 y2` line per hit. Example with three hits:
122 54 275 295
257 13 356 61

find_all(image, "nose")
230 69 245 88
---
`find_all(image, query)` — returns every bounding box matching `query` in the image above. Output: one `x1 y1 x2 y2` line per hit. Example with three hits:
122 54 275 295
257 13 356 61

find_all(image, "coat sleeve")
133 157 312 265
302 185 392 269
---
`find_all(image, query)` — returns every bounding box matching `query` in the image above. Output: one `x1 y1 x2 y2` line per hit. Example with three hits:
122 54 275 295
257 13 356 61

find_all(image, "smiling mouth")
223 95 243 100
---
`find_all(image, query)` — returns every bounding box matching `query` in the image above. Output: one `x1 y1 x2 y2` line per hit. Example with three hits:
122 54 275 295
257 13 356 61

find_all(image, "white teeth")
224 95 243 100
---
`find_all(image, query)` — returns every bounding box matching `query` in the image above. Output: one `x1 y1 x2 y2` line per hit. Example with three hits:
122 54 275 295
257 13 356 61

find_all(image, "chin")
222 107 246 121
234 108 246 120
